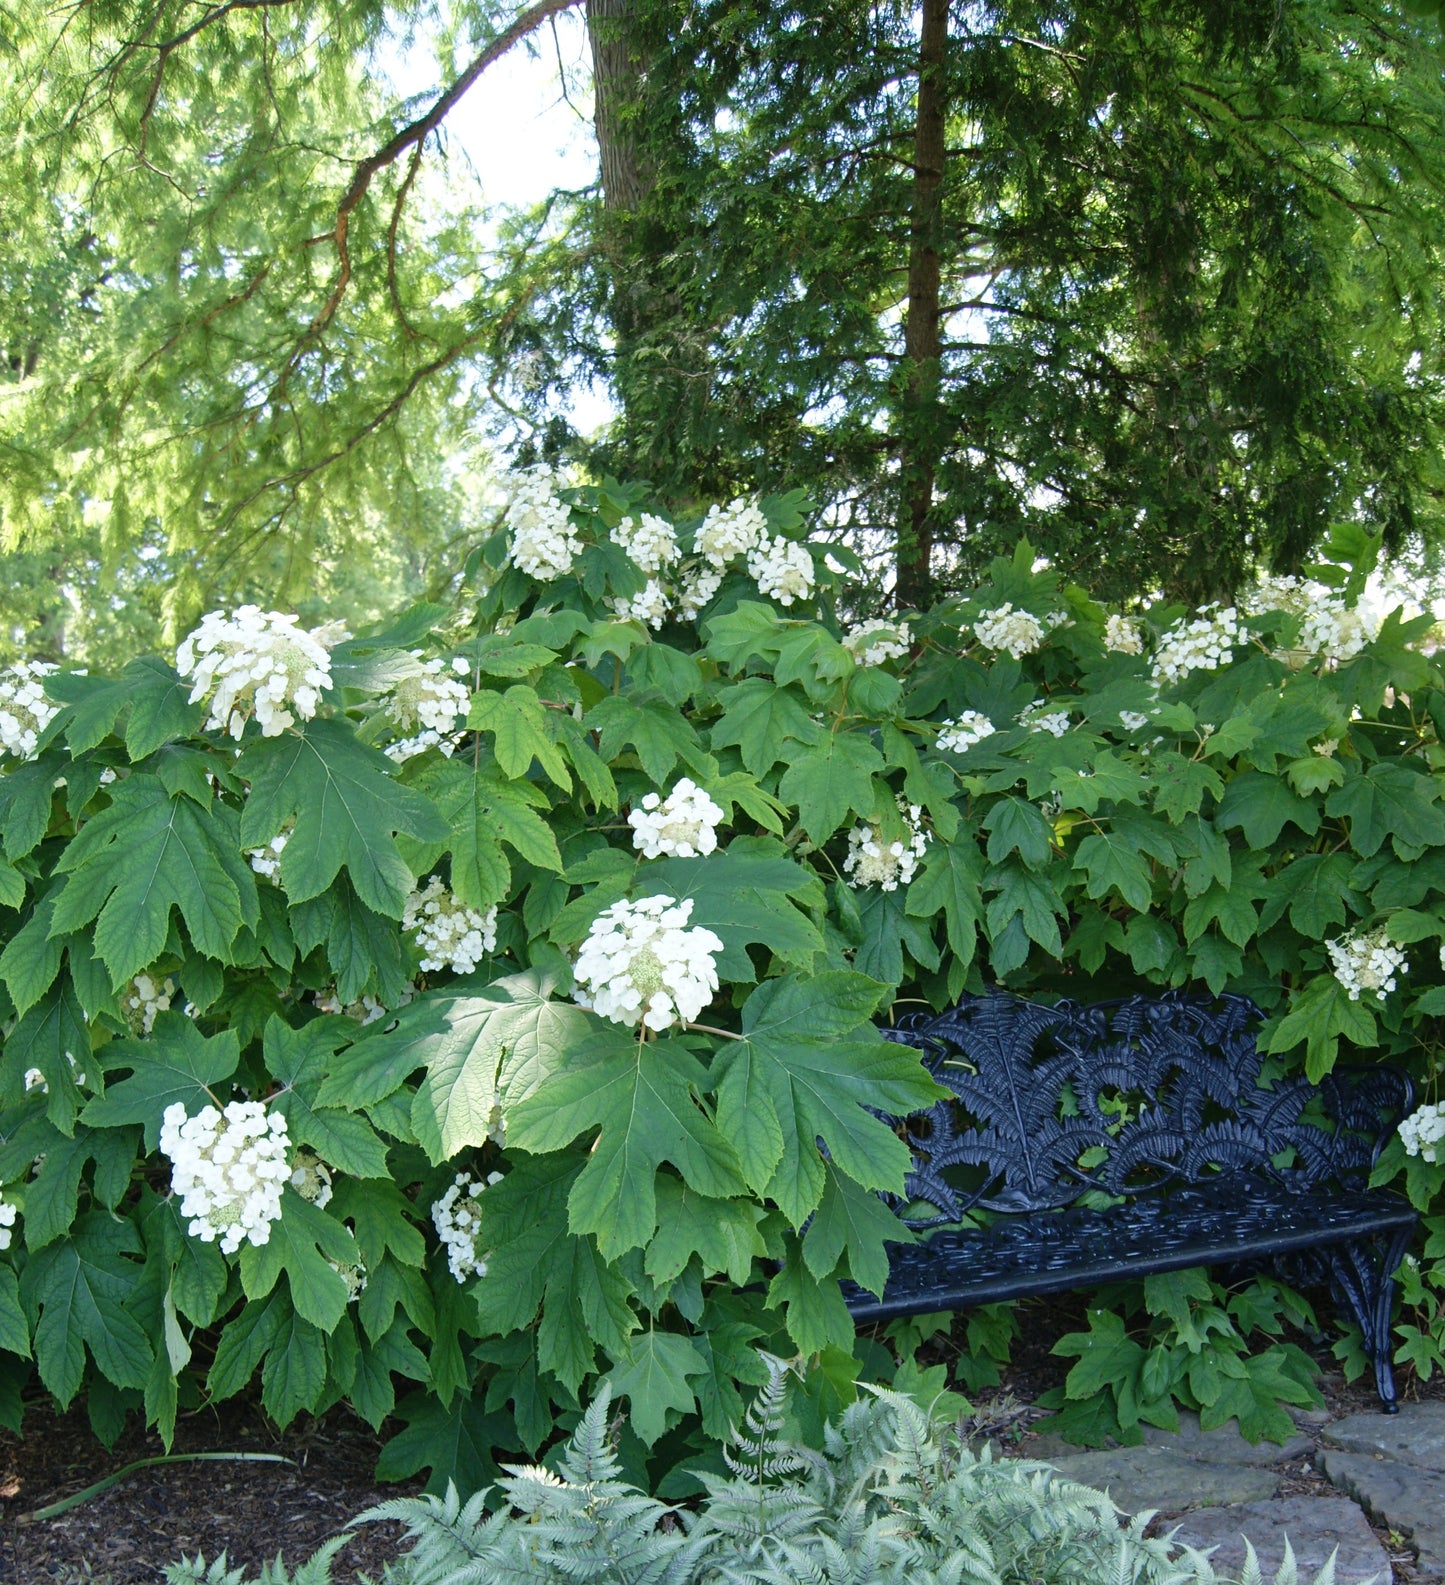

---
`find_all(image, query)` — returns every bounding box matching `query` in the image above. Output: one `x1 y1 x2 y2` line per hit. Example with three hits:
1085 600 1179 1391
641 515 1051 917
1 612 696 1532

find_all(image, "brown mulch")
2 1293 1441 1584
0 1391 423 1584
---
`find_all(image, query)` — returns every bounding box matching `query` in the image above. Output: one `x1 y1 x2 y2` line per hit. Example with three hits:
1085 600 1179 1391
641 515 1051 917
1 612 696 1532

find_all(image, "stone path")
1014 1401 1445 1582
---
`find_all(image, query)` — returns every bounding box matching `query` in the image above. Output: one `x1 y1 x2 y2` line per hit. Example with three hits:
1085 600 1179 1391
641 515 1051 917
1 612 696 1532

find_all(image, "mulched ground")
2 1291 1440 1584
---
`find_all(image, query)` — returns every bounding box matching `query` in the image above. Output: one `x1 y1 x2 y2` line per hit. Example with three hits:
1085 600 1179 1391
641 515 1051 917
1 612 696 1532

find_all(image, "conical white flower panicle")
432 1170 504 1282
628 778 725 859
158 1100 292 1254
177 606 334 739
573 894 724 1032
403 876 498 975
844 796 930 892
0 660 61 760
502 463 581 580
842 619 911 667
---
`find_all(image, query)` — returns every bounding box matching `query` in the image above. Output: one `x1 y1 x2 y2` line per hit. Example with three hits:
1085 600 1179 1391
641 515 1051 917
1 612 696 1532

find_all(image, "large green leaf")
1326 762 1445 858
643 1177 768 1287
0 977 91 1133
261 1016 390 1178
905 840 985 968
238 1189 359 1332
1216 771 1322 848
467 684 572 788
584 694 714 785
50 776 258 985
375 1388 513 1496
289 873 411 1006
636 842 824 981
471 1156 637 1393
0 890 64 1018
1266 973 1379 1081
603 1331 706 1447
44 657 203 759
239 719 447 915
0 757 58 860
712 972 942 1224
82 1017 241 1150
800 1162 912 1298
20 1212 153 1407
507 1027 746 1260
709 676 823 775
778 733 885 843
321 968 592 1158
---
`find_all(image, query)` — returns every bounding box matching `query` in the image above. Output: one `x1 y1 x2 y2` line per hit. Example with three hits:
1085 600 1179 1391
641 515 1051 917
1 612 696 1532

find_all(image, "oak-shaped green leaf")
50 777 258 985
238 1189 358 1332
82 1016 241 1149
801 1162 912 1298
1 977 91 1133
375 1389 513 1496
584 693 714 786
906 840 985 968
261 1017 390 1178
778 733 884 843
470 1156 637 1393
643 1177 768 1287
1216 771 1322 849
20 1212 153 1407
239 720 447 915
765 1237 856 1356
709 676 823 776
1074 829 1154 912
0 757 58 860
467 685 572 788
603 1331 706 1447
44 657 203 760
713 972 942 1224
322 968 591 1159
507 1027 746 1260
1266 973 1378 1081
1326 762 1445 858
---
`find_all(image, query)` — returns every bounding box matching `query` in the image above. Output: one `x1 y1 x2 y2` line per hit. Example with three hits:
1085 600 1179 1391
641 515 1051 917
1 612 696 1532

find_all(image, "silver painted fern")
163 1364 1374 1585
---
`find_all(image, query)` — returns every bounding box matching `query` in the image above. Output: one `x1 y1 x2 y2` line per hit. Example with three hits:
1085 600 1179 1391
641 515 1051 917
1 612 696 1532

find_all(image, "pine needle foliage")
163 1367 1358 1585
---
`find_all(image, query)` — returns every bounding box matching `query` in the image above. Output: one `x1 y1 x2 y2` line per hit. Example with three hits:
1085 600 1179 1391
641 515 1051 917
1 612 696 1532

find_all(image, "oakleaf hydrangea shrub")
4 487 1445 1487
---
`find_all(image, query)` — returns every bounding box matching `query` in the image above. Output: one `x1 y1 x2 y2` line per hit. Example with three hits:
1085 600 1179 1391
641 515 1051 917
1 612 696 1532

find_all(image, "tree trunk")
895 0 948 611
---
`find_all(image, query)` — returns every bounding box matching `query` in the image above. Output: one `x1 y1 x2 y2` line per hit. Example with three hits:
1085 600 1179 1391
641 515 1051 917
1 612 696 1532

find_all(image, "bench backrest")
880 989 1413 1228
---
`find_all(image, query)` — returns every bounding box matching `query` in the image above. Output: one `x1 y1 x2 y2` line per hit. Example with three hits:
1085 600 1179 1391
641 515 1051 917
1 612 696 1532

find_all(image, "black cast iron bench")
845 989 1418 1411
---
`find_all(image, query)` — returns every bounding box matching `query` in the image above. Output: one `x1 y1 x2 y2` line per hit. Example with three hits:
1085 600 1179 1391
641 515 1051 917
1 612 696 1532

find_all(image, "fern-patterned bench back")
850 989 1418 1411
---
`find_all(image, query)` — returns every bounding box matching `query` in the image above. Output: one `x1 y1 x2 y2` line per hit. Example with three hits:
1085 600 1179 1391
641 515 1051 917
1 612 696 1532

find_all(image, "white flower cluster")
389 655 471 735
843 619 911 667
1150 605 1242 686
1243 576 1377 667
614 512 678 575
330 1252 368 1302
629 778 725 859
403 877 498 975
247 827 290 881
502 464 582 581
288 1150 333 1209
697 499 768 564
1104 614 1145 655
974 604 1047 659
24 1050 86 1094
1326 927 1407 1001
1020 700 1071 737
159 1100 292 1254
314 983 415 1026
844 797 930 892
746 537 815 607
432 1170 504 1283
573 894 724 1033
0 1193 15 1252
675 566 724 622
935 711 996 753
385 728 461 765
126 972 176 1036
0 661 61 760
1119 710 1151 733
694 497 816 609
1399 1101 1445 1164
610 579 671 630
177 607 334 739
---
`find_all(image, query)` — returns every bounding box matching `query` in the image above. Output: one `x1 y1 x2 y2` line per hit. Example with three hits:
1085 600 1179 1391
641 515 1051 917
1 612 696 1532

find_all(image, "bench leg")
1327 1230 1414 1413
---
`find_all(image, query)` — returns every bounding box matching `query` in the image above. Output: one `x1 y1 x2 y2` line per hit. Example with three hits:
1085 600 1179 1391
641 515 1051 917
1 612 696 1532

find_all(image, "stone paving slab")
1045 1445 1281 1514
1316 1448 1445 1579
1162 1496 1390 1584
1321 1401 1445 1468
1142 1411 1315 1467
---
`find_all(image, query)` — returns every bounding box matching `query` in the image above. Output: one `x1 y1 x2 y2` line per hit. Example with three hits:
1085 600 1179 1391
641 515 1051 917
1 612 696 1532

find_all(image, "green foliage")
4 483 1445 1494
163 1368 1345 1585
